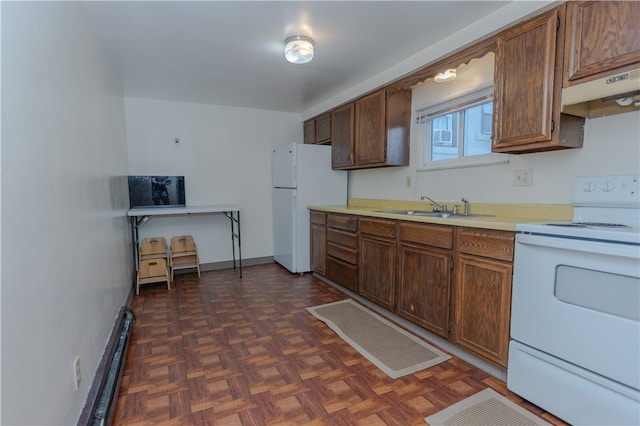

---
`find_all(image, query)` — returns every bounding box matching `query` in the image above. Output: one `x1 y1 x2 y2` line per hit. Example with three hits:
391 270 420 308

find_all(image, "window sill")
418 153 509 172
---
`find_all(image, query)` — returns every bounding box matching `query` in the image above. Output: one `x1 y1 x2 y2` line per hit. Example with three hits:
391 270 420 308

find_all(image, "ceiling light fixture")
434 69 457 83
285 35 314 64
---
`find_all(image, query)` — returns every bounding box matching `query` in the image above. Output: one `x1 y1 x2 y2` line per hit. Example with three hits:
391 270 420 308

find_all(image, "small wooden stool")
170 235 201 280
139 237 168 261
137 258 171 294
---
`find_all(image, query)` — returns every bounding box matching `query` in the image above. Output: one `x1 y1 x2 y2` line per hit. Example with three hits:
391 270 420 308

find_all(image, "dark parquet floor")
114 263 565 425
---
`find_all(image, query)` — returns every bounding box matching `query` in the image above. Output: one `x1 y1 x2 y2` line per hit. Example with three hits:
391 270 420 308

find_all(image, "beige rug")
307 299 450 379
424 388 551 426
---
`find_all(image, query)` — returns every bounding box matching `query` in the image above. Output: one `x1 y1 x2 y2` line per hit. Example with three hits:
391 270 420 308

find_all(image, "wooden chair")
170 235 201 280
136 258 171 294
139 237 168 261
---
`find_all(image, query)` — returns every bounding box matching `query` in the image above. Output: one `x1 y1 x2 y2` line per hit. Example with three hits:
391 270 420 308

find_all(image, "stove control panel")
573 175 639 207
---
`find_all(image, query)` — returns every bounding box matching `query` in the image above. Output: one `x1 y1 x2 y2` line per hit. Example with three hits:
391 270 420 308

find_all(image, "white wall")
347 47 640 205
124 98 301 265
1 2 131 424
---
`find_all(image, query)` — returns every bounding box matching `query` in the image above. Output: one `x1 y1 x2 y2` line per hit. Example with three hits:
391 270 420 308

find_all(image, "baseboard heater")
78 306 135 426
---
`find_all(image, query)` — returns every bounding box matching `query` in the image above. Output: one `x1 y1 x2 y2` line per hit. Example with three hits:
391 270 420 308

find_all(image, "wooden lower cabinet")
452 228 515 368
309 211 327 274
326 213 358 291
397 243 451 337
358 218 396 311
396 221 454 338
310 213 516 369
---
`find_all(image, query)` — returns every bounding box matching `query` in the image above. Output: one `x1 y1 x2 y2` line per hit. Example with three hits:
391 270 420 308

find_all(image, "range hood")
562 68 640 118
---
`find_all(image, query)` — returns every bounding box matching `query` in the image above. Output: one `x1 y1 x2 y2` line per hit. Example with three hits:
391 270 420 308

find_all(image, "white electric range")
509 175 640 426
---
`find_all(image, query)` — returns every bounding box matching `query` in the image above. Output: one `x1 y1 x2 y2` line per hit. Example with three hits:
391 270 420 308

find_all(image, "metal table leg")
225 210 242 277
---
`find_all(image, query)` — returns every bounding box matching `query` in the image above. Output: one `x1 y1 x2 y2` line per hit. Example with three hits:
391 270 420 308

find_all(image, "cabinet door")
385 89 412 166
564 1 640 85
331 103 355 169
310 211 326 274
453 254 512 368
303 119 315 144
359 235 396 311
355 89 386 166
493 6 565 151
397 243 451 338
315 113 332 143
310 223 326 274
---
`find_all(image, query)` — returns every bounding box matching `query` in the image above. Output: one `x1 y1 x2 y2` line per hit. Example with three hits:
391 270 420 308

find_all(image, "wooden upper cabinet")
564 1 640 86
355 90 387 165
331 103 355 169
315 113 331 143
493 5 584 153
331 88 411 170
355 89 411 168
303 119 315 144
304 113 332 144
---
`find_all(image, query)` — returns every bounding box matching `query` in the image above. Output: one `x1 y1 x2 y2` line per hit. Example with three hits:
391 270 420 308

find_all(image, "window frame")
416 86 508 171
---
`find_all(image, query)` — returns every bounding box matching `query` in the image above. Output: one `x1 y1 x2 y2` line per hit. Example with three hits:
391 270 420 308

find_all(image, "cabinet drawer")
326 257 358 292
327 213 358 232
359 218 396 238
327 229 357 249
327 242 357 265
398 222 454 249
457 227 515 262
310 211 326 225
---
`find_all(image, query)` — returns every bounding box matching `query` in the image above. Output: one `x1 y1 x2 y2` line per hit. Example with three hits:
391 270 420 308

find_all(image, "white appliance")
509 175 640 426
272 143 347 273
562 68 640 109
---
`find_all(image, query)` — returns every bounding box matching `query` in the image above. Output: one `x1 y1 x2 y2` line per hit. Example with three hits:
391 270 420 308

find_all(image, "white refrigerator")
272 143 347 273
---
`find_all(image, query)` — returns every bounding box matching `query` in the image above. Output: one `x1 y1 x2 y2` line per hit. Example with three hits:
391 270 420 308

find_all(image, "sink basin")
447 213 495 219
376 210 494 219
376 210 441 216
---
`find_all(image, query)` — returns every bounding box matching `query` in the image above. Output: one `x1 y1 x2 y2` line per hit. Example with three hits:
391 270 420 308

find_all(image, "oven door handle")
517 233 640 259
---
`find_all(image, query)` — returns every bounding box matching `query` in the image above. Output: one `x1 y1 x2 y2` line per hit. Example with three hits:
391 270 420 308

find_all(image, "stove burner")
547 222 631 228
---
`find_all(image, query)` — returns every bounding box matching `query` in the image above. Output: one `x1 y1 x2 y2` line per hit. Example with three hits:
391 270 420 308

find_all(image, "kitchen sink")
376 210 494 219
446 213 495 219
376 209 438 216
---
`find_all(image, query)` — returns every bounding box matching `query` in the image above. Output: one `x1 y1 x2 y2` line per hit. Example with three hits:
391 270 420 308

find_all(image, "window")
417 86 507 170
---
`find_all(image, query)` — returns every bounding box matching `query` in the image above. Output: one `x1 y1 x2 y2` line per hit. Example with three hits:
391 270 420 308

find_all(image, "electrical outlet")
73 356 81 390
513 168 533 187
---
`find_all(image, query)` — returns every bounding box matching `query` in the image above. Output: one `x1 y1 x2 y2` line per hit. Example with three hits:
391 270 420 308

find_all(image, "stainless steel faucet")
420 195 447 212
461 198 470 216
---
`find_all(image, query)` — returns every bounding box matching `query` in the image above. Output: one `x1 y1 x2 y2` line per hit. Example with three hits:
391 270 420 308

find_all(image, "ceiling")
83 1 511 114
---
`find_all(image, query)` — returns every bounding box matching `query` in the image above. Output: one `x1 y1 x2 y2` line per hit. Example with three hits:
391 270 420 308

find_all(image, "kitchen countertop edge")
308 199 573 232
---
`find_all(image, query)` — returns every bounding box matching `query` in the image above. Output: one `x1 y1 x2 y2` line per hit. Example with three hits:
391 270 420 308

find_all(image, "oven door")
510 233 640 390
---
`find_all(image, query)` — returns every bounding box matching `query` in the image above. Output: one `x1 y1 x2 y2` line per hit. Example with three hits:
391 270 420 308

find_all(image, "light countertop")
309 198 573 232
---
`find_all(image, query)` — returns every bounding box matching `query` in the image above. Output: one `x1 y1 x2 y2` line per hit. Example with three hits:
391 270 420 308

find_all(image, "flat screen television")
128 175 186 208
